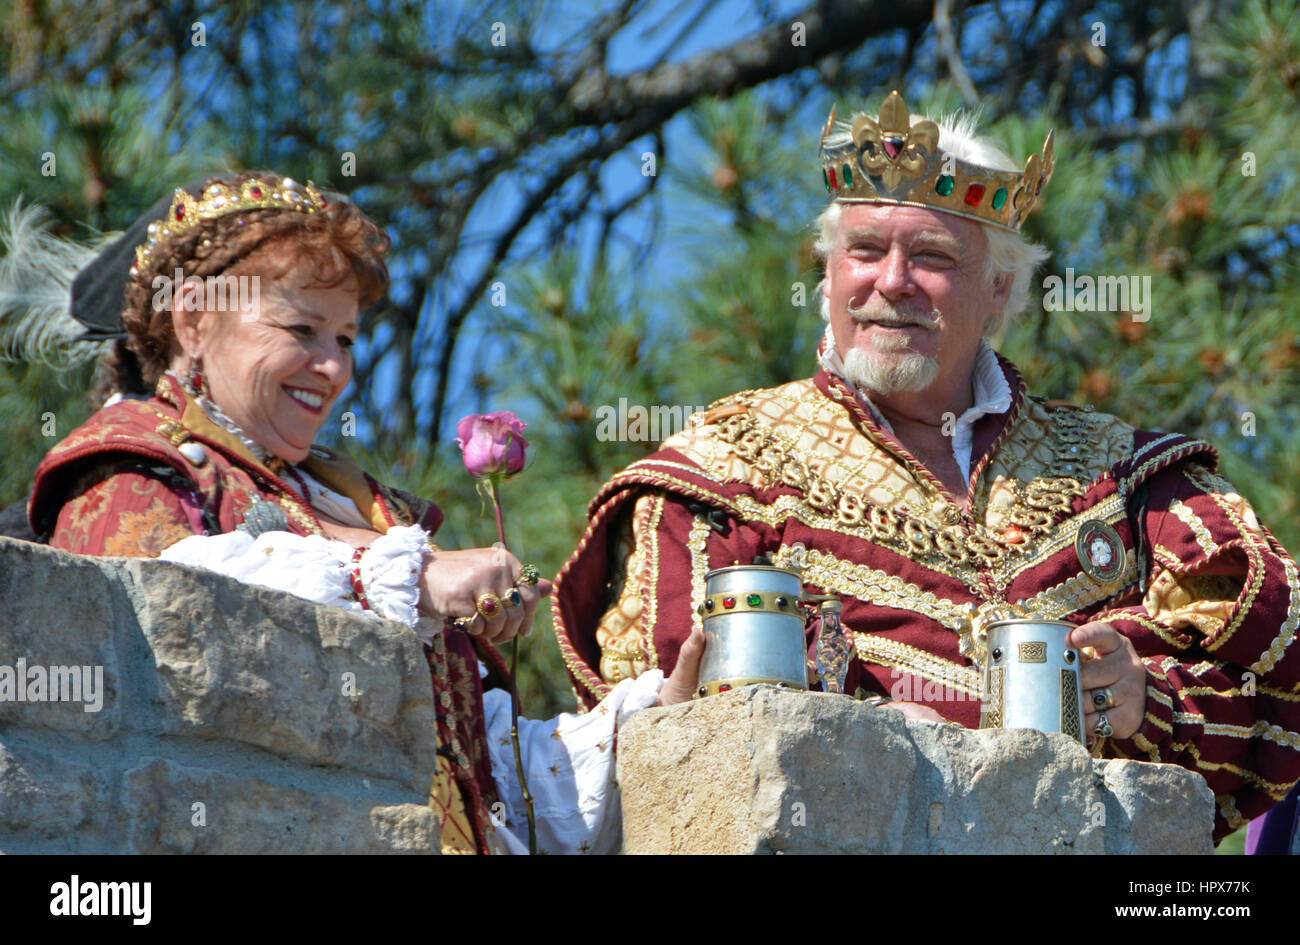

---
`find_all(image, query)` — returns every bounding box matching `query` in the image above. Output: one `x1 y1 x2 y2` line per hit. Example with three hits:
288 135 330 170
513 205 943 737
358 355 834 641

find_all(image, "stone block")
122 757 439 854
0 739 112 846
617 685 1215 854
127 557 438 793
0 539 122 738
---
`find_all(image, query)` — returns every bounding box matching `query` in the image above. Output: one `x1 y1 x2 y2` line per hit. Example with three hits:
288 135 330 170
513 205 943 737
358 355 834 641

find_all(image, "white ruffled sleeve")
159 525 429 628
483 670 665 855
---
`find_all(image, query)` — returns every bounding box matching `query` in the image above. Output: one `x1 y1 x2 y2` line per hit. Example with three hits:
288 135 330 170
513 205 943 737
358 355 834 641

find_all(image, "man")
553 91 1300 844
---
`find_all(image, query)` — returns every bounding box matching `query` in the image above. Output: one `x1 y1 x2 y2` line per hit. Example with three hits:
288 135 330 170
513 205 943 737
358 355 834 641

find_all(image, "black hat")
68 179 209 340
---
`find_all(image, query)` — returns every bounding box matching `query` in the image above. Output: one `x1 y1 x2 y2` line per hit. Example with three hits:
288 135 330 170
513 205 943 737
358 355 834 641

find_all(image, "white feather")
0 200 121 367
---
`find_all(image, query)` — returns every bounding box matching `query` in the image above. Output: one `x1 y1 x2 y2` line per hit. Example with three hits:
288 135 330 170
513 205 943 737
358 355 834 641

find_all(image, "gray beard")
839 299 943 394
841 347 941 394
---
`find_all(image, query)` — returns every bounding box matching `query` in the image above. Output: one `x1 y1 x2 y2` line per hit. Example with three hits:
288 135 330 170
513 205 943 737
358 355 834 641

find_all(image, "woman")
17 170 701 854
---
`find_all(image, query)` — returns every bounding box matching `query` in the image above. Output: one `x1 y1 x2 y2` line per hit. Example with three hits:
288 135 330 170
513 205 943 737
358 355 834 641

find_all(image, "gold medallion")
1075 519 1125 583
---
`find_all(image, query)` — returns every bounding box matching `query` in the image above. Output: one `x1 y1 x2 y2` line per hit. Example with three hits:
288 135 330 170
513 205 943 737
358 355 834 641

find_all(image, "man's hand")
1069 621 1148 741
879 701 947 723
659 628 705 706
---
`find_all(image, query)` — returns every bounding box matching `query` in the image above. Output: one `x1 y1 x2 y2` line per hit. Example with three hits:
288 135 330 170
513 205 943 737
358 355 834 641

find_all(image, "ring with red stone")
476 593 504 620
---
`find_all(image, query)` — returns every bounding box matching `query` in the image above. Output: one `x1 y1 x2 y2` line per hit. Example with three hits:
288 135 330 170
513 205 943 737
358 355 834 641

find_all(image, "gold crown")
130 176 329 280
819 91 1055 232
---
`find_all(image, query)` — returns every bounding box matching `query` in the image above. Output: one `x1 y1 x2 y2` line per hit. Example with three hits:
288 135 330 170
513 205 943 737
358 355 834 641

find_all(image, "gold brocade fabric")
431 753 480 855
590 376 1140 689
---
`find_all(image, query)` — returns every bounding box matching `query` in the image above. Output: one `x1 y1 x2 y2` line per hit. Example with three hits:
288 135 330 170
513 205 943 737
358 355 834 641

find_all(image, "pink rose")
455 411 529 478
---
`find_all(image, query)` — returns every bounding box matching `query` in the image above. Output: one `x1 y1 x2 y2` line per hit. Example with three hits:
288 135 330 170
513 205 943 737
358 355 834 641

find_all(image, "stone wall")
2 535 1223 855
617 685 1216 854
0 537 440 853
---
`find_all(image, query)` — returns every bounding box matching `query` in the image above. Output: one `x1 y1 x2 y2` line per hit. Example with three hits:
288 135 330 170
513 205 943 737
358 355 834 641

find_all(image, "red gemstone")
718 684 732 693
722 596 736 609
883 136 904 160
250 185 263 198
964 184 986 206
827 168 838 189
174 205 185 220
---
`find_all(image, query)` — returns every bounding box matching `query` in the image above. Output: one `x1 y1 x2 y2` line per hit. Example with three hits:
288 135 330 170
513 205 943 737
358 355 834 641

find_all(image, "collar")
155 372 391 532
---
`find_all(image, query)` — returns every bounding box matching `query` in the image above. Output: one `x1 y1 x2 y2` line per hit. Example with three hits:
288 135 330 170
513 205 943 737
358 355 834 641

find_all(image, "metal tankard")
695 565 810 697
965 614 1086 746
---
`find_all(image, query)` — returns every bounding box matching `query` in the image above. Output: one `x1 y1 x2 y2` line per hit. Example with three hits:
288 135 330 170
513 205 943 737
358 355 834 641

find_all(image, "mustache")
847 298 943 329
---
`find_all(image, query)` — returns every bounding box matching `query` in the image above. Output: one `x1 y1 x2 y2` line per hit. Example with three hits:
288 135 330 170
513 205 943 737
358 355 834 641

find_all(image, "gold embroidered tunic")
553 357 1300 843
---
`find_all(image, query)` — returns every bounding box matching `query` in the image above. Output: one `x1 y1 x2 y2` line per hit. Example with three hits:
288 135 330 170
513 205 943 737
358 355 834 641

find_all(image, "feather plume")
0 200 121 367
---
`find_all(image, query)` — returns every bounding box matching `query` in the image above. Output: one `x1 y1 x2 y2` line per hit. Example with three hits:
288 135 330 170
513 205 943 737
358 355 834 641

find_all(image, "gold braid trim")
1017 549 1138 619
1130 730 1163 762
1177 683 1300 701
705 403 1097 576
1121 610 1197 652
1169 742 1297 800
1166 716 1300 753
1169 499 1219 557
1217 794 1249 831
783 546 973 630
1251 545 1300 676
852 631 982 698
988 493 1127 585
1200 488 1267 654
643 495 664 669
1119 435 1216 495
688 513 711 637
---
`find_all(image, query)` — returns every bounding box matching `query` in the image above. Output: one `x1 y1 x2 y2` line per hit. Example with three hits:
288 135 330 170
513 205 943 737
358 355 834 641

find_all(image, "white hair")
813 109 1050 336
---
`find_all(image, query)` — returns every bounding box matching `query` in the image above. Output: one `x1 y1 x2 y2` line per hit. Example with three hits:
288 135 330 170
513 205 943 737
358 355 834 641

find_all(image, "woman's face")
186 257 359 464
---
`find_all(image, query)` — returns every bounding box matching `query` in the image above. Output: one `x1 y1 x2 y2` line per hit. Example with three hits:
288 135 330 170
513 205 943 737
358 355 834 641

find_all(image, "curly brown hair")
97 170 390 396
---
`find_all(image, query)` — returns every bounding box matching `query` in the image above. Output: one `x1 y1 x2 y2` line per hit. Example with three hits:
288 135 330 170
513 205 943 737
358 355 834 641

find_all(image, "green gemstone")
746 593 762 607
822 168 830 192
992 187 1008 210
843 164 853 186
936 175 955 197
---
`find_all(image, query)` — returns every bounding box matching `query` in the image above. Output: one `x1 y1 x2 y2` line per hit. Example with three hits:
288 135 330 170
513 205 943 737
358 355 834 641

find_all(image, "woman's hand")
420 546 552 646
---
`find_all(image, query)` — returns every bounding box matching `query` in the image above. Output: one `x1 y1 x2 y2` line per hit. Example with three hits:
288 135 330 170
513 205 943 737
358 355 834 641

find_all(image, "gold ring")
476 593 504 620
517 564 540 586
1090 687 1116 711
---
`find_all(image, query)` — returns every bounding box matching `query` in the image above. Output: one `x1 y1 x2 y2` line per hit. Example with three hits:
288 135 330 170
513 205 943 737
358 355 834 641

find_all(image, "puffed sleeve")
1093 461 1300 841
48 460 202 557
481 669 665 854
160 524 430 626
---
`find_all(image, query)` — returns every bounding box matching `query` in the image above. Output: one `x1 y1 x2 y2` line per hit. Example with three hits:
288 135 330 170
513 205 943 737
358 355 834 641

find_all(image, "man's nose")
873 244 915 299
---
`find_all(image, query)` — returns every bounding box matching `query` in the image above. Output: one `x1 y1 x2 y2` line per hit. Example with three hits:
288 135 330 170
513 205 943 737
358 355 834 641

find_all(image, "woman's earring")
184 359 210 399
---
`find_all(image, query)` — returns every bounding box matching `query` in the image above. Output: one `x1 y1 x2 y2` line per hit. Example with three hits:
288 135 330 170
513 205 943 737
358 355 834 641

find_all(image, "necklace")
195 394 274 465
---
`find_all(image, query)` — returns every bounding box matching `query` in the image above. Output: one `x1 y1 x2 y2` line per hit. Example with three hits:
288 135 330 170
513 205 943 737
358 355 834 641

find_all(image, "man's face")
822 203 1007 397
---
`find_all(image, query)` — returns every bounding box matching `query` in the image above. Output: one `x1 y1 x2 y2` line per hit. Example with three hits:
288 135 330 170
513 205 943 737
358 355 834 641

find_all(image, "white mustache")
848 299 943 329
